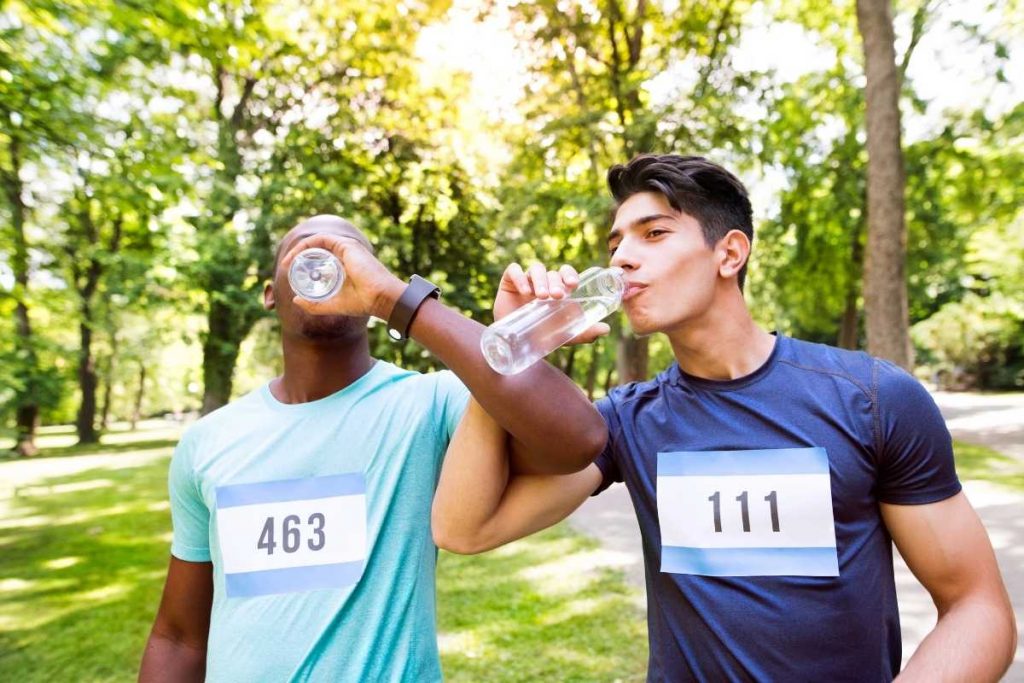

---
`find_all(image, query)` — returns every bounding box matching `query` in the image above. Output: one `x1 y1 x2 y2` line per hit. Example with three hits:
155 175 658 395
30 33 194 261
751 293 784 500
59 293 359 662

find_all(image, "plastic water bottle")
289 248 345 301
481 266 626 375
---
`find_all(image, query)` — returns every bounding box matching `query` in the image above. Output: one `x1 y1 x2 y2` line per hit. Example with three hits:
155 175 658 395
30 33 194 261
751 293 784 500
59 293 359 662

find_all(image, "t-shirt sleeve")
433 370 470 442
592 395 624 496
873 360 962 505
168 432 212 562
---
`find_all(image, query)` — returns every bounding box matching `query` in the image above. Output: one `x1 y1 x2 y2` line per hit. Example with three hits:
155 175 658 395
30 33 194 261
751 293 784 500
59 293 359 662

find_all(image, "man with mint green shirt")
139 215 607 682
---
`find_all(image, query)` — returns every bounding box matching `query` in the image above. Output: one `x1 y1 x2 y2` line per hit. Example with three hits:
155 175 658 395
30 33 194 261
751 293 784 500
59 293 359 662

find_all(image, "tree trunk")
602 363 617 396
562 345 578 378
838 229 864 350
584 343 601 400
71 201 110 445
616 332 649 385
856 0 913 369
838 293 859 350
197 72 257 414
99 331 118 430
75 316 99 444
131 364 146 430
5 140 38 456
100 367 113 431
200 298 246 414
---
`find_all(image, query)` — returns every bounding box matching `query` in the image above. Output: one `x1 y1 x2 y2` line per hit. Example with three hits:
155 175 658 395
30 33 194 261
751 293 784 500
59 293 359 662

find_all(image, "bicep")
151 557 214 646
881 493 1005 611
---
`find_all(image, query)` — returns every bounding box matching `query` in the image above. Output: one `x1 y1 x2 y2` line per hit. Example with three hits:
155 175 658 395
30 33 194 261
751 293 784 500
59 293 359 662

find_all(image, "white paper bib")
214 473 368 597
657 448 839 577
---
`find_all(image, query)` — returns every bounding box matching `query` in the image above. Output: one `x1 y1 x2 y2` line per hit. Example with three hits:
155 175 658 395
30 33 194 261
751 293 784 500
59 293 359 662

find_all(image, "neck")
666 287 776 381
271 332 375 404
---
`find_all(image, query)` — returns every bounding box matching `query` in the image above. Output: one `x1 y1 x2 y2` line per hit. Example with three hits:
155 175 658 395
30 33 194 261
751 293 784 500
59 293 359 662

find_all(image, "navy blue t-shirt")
594 335 960 682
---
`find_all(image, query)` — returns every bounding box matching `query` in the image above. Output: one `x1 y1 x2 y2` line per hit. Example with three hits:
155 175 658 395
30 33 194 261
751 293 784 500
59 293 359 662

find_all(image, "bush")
912 293 1024 390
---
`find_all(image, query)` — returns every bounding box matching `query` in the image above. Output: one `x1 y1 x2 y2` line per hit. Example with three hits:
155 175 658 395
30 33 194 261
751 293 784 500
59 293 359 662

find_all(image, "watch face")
388 328 403 341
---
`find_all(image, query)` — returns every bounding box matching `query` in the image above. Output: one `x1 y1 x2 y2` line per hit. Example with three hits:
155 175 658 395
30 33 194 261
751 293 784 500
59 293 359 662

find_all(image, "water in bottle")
481 266 626 375
289 248 345 301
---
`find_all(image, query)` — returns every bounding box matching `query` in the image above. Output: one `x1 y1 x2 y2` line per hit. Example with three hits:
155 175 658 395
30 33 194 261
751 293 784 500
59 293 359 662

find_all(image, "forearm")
898 594 1016 682
139 634 206 683
408 298 606 473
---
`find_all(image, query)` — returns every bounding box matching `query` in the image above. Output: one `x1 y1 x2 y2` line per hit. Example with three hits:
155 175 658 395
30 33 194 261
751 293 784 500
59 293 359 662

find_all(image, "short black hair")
607 154 754 290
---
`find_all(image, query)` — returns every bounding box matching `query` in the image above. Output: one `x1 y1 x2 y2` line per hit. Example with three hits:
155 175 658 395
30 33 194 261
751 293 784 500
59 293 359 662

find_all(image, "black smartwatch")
386 275 440 341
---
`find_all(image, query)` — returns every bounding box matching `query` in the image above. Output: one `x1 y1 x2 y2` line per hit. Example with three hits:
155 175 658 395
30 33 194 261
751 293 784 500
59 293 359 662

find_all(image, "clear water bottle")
288 248 345 301
481 266 626 375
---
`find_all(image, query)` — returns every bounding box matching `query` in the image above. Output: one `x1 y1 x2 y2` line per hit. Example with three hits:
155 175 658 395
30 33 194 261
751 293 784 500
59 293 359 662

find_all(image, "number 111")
708 490 780 533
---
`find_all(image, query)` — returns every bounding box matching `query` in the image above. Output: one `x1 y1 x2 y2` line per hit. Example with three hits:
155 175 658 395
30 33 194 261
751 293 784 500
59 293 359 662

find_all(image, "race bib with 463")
657 448 839 577
214 473 368 598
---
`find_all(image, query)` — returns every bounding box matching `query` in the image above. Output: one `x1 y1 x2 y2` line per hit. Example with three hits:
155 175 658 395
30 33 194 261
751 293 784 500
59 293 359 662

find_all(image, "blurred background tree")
2 0 1022 453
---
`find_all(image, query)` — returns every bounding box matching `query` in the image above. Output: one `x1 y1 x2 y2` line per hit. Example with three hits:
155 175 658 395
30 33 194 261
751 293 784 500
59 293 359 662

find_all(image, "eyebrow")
606 213 675 244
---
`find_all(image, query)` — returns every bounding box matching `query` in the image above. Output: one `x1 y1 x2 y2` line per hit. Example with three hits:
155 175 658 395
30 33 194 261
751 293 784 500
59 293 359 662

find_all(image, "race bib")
215 473 368 597
657 448 838 577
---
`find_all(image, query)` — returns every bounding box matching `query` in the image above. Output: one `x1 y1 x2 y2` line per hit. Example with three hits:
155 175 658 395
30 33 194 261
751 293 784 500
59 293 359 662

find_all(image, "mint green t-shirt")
168 361 469 682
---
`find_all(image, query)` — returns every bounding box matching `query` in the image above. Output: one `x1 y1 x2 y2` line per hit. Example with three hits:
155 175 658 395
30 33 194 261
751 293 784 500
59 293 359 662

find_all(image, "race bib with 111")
657 448 839 577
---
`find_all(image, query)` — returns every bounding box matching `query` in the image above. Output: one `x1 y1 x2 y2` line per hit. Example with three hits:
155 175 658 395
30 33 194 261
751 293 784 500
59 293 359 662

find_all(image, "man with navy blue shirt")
433 155 1016 681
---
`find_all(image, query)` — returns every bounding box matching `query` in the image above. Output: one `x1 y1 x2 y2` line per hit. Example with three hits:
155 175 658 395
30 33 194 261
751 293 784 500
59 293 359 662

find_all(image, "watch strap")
386 275 440 341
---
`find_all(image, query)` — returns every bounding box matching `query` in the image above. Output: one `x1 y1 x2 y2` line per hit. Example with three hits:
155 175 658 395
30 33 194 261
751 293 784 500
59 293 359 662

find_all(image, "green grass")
0 429 647 682
953 440 1024 491
1 426 1017 681
437 529 647 682
0 447 175 681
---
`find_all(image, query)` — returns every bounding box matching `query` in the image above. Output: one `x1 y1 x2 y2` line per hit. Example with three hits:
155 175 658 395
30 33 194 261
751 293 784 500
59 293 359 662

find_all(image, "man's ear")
717 229 751 282
263 281 275 311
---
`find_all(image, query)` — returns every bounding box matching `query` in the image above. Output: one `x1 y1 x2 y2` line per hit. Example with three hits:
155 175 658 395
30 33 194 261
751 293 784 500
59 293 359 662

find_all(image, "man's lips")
622 283 648 302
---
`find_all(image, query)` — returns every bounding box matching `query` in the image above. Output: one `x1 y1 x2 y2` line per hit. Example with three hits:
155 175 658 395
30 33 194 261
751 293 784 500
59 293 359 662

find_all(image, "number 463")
257 513 326 555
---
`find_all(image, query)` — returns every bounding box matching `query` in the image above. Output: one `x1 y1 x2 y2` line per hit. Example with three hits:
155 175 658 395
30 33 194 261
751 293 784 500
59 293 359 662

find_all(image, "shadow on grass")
437 526 648 682
1 448 649 682
0 457 172 681
0 438 178 462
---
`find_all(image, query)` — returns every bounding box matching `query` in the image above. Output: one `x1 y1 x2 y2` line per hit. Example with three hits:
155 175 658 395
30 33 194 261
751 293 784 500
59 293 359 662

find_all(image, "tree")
150 0 461 413
856 0 912 368
0 0 89 454
494 0 761 384
58 115 184 443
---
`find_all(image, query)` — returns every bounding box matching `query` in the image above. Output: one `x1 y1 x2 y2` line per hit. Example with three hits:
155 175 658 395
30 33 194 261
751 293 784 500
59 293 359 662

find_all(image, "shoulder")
369 364 468 418
776 337 878 398
597 366 674 419
374 362 464 394
181 389 264 440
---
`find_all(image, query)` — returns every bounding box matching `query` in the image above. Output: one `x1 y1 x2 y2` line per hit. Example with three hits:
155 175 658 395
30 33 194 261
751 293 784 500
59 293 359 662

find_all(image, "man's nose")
610 241 638 271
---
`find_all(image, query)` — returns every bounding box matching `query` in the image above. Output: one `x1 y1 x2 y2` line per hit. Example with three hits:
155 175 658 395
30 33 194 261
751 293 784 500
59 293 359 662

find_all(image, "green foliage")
912 293 1024 389
749 0 1024 365
2 0 1024 428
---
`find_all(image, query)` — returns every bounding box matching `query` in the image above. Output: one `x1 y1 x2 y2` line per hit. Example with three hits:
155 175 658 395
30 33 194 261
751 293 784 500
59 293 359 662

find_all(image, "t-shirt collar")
669 332 783 392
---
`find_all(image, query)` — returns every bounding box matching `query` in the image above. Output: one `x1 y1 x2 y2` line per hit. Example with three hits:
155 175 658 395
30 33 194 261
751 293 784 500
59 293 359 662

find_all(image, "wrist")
373 277 407 320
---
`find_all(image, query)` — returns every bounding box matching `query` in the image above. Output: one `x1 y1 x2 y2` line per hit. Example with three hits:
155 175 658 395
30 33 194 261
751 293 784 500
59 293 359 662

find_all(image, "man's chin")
299 317 366 341
623 311 657 338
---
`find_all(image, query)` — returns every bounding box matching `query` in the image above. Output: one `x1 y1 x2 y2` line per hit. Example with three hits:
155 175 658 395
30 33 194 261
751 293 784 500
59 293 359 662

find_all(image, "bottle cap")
289 247 344 301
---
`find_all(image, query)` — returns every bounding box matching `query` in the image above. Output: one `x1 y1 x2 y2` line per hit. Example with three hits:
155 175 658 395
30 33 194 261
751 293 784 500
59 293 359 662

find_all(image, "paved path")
932 391 1024 462
570 390 1024 680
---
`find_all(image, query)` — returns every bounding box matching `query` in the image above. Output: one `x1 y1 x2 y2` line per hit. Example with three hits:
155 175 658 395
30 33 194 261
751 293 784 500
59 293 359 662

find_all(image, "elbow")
550 419 609 475
431 510 491 555
433 534 479 555
432 525 490 555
